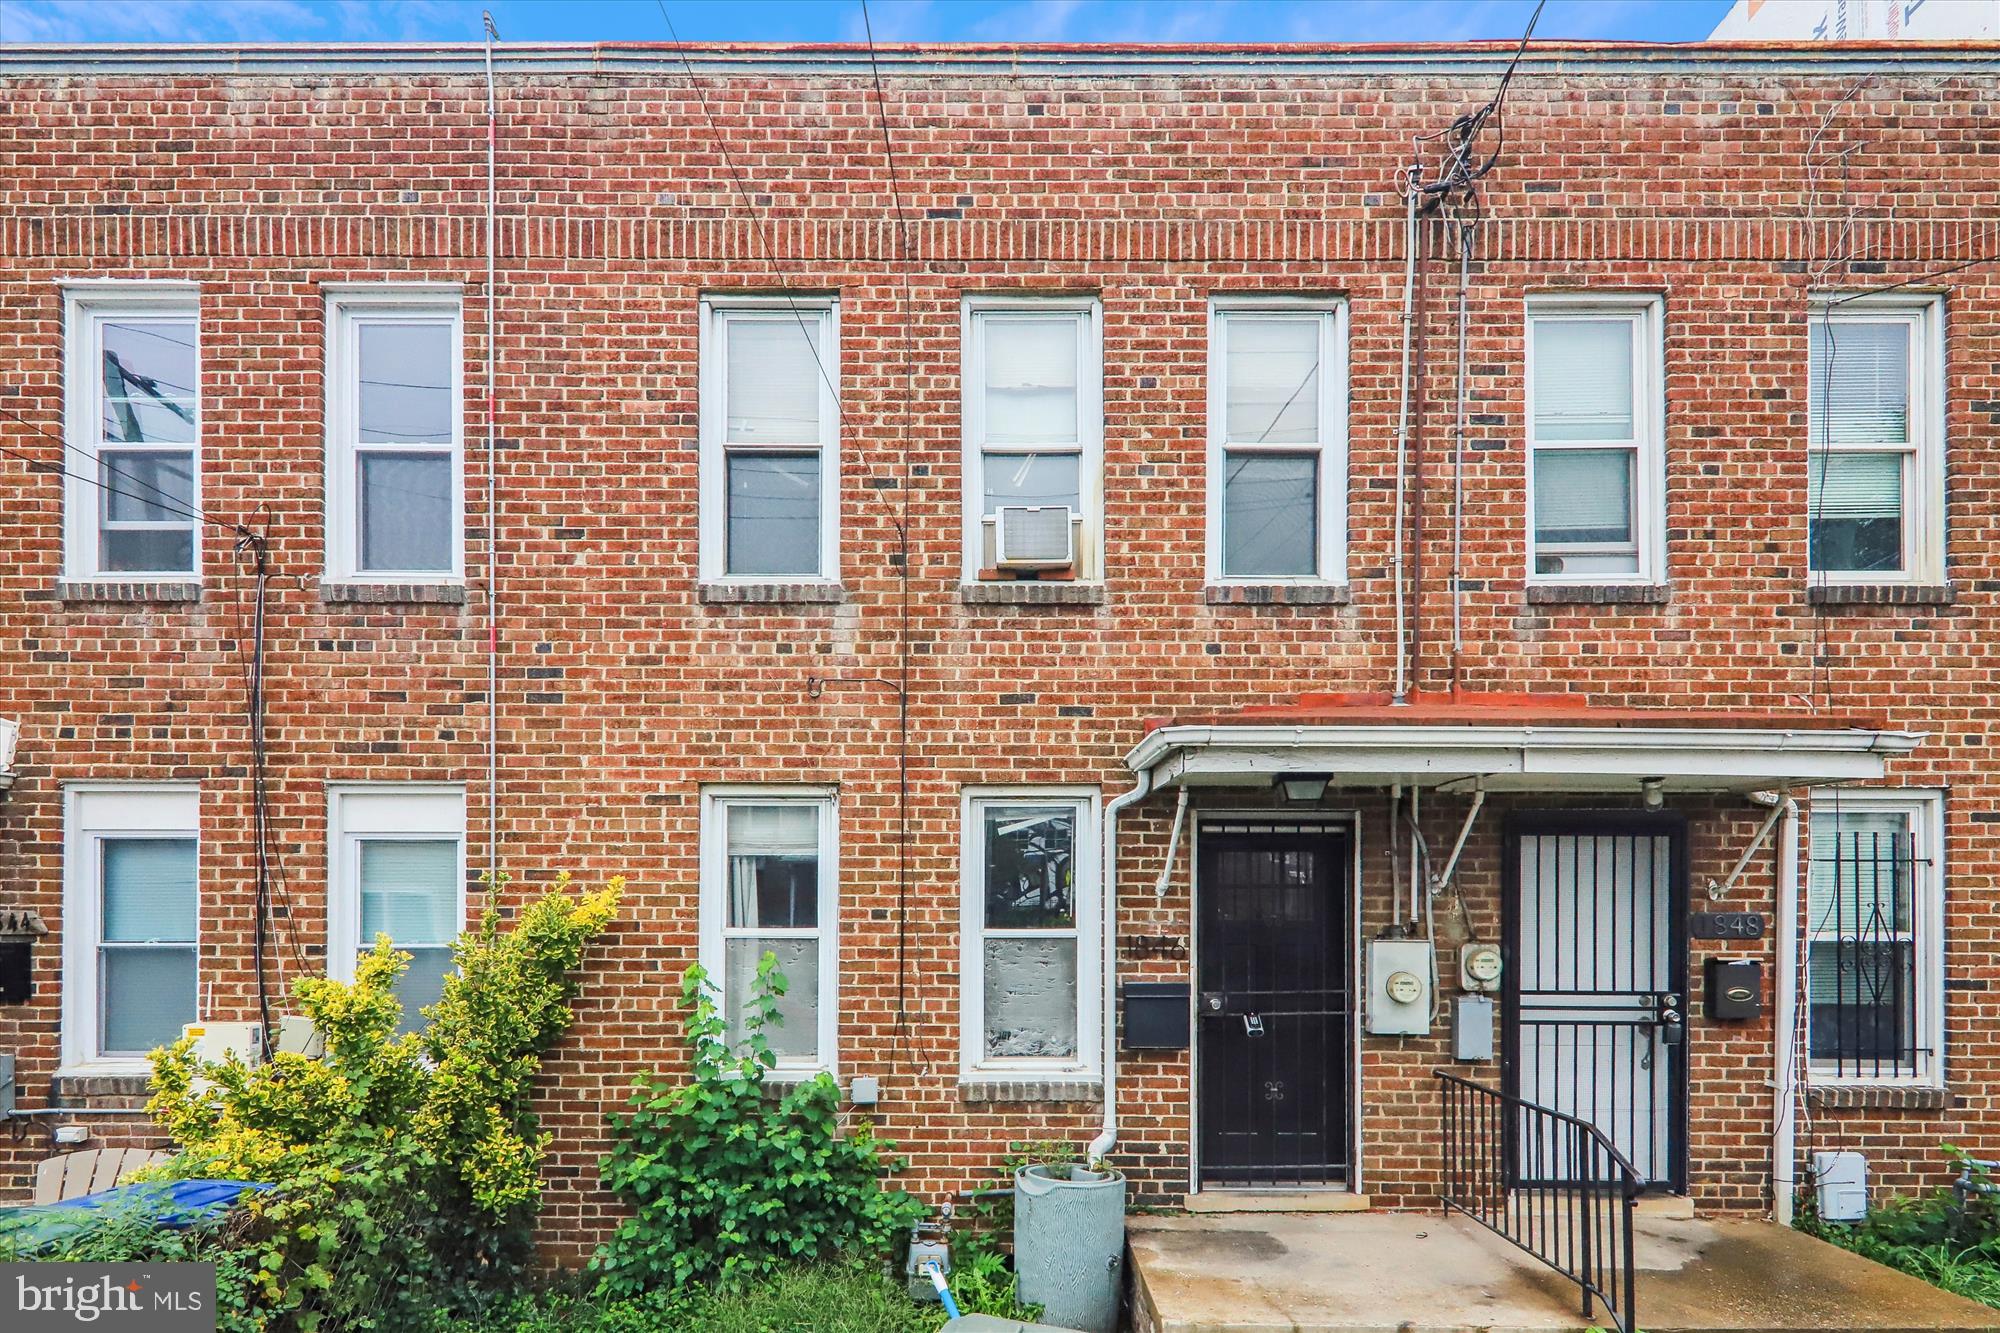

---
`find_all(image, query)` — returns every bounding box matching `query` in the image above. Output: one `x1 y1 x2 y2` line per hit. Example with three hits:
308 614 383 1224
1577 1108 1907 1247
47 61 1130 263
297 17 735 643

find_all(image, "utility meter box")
1813 1150 1869 1222
182 1021 264 1066
1367 939 1433 1035
1459 942 1503 994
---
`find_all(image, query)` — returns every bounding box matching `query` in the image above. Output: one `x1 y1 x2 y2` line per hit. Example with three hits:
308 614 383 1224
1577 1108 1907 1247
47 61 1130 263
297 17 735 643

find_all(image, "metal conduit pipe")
1770 793 1803 1225
1091 767 1155 1163
1390 173 1420 704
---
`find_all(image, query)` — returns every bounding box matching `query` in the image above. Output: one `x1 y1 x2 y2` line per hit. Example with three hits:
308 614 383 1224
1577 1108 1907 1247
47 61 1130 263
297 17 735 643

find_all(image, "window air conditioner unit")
993 505 1075 571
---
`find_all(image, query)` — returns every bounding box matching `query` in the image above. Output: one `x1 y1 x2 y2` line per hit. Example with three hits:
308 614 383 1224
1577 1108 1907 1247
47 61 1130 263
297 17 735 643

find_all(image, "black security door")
1197 822 1352 1187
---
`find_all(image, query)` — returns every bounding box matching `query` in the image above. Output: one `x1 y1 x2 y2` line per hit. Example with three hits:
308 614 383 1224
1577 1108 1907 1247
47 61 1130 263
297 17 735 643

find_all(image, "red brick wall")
0 49 1995 1260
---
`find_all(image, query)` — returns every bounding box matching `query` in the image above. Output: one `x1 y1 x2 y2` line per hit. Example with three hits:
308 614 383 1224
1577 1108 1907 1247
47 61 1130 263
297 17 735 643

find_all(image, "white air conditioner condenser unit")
993 505 1075 571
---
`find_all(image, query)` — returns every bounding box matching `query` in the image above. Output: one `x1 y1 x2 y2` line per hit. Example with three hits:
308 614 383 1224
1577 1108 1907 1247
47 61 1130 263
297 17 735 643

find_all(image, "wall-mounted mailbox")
1122 982 1192 1049
0 909 46 1005
1705 957 1763 1021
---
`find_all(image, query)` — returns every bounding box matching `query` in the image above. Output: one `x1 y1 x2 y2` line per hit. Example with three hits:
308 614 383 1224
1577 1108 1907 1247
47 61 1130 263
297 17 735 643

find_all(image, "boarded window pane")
724 936 819 1059
982 451 1080 515
99 320 197 444
102 839 197 942
1225 317 1320 445
1532 319 1634 441
1810 320 1909 446
726 317 822 444
983 937 1078 1059
357 322 453 444
1534 447 1634 545
359 452 453 572
359 839 459 946
726 452 821 576
982 317 1079 446
1808 450 1904 573
1223 453 1316 577
100 947 197 1054
726 805 819 929
984 806 1075 929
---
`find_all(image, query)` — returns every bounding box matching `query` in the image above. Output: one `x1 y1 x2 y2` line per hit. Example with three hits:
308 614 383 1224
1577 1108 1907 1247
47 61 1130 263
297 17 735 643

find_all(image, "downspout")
1771 793 1802 1225
1092 767 1155 1163
483 13 501 886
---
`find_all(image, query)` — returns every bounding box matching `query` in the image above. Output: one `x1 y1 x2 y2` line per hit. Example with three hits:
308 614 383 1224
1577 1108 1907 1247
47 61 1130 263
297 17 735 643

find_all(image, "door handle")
1242 1012 1265 1038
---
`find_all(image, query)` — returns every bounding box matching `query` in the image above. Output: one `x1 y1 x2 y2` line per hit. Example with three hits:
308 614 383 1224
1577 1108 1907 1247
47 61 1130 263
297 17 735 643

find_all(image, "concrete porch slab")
1128 1211 2000 1333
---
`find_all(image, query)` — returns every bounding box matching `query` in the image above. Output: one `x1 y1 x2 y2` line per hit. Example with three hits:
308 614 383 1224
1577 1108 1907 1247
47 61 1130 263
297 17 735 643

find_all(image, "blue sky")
0 1 1732 46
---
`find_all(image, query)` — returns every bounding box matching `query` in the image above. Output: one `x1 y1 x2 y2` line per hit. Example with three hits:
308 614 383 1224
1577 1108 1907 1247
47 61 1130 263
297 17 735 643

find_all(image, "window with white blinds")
1525 298 1663 583
699 297 840 583
1207 299 1348 584
328 786 465 1033
699 790 839 1074
1807 300 1940 580
963 296 1102 580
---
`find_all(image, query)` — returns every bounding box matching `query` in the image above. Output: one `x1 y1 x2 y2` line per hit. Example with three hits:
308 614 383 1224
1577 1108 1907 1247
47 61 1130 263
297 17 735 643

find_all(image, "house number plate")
1689 911 1766 940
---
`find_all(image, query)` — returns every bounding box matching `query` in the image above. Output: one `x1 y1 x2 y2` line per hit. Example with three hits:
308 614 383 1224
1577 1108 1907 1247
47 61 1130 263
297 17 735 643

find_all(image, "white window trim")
62 282 204 583
323 286 466 584
698 785 841 1078
1803 787 1945 1089
1523 292 1667 586
958 785 1102 1082
326 783 468 983
697 295 842 585
1204 295 1350 586
960 294 1105 584
61 783 201 1076
1806 293 1946 586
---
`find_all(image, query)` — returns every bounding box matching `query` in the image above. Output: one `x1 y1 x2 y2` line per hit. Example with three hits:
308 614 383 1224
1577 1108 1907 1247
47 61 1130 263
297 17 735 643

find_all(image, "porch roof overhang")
1126 691 1923 795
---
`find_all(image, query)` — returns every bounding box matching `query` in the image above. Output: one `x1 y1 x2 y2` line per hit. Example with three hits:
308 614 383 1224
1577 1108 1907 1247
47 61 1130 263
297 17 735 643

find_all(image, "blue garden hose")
922 1260 963 1320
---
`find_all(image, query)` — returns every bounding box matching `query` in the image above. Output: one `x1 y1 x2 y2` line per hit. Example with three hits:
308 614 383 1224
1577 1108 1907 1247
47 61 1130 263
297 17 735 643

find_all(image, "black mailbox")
0 940 29 1005
1705 957 1763 1021
1122 982 1191 1049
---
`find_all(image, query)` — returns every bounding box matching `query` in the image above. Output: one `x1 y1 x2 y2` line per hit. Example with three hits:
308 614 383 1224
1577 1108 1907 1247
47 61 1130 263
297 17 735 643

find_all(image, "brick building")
0 39 1995 1260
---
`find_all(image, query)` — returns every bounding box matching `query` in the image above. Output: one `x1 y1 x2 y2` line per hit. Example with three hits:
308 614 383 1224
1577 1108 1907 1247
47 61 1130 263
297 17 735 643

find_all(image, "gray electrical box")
1453 995 1495 1061
0 1052 14 1116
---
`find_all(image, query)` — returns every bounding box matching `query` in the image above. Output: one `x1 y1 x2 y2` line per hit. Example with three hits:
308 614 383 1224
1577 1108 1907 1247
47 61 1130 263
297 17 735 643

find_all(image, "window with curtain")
328 786 465 1034
703 300 838 580
66 292 201 579
327 293 462 580
1806 794 1939 1083
700 793 837 1072
1526 301 1660 581
1808 310 1927 576
98 837 199 1057
1211 303 1345 582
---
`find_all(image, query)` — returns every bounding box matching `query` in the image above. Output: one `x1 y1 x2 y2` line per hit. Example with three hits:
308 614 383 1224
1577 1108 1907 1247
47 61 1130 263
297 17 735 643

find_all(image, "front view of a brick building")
0 39 1994 1260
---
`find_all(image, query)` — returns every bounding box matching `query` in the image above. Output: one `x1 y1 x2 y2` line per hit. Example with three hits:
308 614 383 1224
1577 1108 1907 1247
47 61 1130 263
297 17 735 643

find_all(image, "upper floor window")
325 287 463 582
64 285 201 580
328 785 466 1031
1808 296 1944 583
698 297 840 583
1806 789 1943 1085
1207 298 1348 583
1526 295 1664 584
62 785 200 1072
962 296 1102 582
959 788 1101 1079
699 789 839 1074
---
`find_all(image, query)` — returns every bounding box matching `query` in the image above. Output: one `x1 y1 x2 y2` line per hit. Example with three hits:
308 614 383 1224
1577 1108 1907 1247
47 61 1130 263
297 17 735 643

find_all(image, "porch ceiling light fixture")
1279 772 1332 803
1641 777 1666 810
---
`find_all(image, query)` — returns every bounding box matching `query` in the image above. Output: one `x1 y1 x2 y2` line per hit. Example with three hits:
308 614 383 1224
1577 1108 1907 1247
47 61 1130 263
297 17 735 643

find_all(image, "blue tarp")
0 1179 271 1252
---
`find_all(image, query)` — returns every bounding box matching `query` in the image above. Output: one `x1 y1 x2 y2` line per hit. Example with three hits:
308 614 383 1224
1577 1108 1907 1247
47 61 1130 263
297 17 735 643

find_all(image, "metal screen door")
1196 822 1352 1187
1503 813 1688 1193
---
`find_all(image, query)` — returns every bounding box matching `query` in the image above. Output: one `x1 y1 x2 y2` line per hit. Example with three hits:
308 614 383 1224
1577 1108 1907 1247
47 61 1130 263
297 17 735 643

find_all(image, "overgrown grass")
423 1264 949 1332
1798 1150 2000 1310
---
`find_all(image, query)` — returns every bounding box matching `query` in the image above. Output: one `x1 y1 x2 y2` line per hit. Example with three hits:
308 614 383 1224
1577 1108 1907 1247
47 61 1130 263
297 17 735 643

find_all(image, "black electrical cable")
0 404 253 538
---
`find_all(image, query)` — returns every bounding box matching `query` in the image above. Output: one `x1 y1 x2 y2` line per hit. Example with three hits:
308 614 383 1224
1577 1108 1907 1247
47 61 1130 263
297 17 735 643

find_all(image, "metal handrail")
1436 1070 1642 1333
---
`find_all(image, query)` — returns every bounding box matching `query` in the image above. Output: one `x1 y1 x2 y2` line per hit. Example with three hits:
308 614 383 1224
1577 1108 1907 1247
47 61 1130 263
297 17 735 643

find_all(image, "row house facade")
0 39 1995 1258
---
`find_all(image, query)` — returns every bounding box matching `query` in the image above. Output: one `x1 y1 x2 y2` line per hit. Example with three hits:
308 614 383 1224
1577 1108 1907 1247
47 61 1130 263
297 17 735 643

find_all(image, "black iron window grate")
1807 820 1931 1081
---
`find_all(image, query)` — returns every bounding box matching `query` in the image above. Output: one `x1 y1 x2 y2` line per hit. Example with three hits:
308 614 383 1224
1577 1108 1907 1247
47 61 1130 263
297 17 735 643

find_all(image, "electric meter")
1460 942 1503 994
1366 939 1433 1035
1385 971 1423 1004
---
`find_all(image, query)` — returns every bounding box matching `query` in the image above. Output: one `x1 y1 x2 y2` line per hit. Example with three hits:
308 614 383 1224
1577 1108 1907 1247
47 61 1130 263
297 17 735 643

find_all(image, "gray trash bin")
1012 1163 1126 1333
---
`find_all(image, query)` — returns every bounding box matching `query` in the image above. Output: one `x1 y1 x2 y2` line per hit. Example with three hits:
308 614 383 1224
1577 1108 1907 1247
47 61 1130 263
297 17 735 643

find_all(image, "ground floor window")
328 785 466 1031
1806 789 1943 1084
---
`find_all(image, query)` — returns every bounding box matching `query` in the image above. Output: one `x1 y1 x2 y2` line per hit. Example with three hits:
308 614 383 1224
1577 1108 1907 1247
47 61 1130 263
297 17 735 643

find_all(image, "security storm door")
1197 822 1352 1187
1504 813 1688 1194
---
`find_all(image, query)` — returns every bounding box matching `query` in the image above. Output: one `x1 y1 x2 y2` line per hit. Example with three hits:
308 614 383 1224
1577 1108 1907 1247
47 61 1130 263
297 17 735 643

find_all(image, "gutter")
1091 766 1154 1163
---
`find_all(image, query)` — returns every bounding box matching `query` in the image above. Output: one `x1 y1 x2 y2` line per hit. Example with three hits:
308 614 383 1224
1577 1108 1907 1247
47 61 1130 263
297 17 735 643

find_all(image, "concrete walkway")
1128 1211 2000 1333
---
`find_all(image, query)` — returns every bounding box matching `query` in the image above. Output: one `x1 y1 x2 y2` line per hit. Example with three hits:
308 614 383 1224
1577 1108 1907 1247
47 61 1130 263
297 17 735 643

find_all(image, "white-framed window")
961 295 1103 582
324 286 464 582
327 785 466 1031
1805 789 1944 1086
62 785 200 1073
62 283 202 581
1807 295 1945 583
1206 296 1348 584
959 788 1101 1080
698 296 841 583
1524 294 1665 584
698 788 840 1074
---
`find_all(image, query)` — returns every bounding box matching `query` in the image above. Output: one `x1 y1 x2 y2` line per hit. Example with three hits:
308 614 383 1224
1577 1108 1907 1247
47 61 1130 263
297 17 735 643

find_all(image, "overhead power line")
0 401 257 540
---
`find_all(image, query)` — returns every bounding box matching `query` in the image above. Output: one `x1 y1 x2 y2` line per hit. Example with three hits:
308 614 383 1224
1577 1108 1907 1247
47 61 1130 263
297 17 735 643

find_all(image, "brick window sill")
56 580 202 605
1206 583 1351 608
697 581 846 606
50 1072 153 1103
320 581 468 606
1806 1083 1950 1111
960 582 1106 608
1525 583 1670 606
1806 582 1956 608
959 1078 1103 1105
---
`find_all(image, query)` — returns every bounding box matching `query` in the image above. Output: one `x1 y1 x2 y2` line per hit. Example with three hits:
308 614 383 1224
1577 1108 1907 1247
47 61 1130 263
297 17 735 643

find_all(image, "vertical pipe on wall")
1092 768 1155 1163
1391 173 1420 704
1772 795 1802 1225
483 13 501 886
